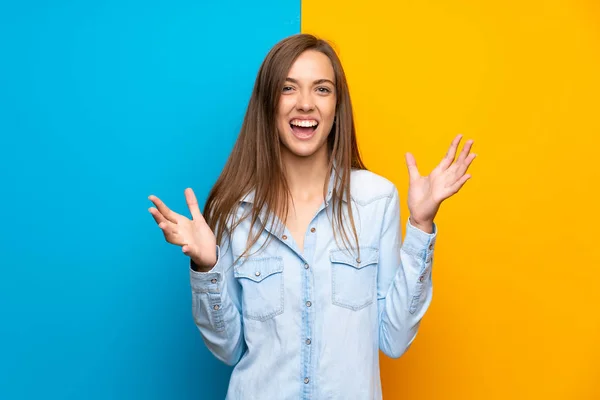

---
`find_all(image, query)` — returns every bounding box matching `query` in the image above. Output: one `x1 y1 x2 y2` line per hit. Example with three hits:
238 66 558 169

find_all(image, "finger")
185 188 204 221
448 173 471 194
181 236 199 255
182 244 194 256
456 139 474 164
148 207 168 225
439 134 463 170
158 219 178 236
456 152 477 177
405 152 420 182
148 195 178 223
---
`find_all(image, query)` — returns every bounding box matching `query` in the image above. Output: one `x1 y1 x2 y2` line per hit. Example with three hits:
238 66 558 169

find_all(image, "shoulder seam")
352 185 395 206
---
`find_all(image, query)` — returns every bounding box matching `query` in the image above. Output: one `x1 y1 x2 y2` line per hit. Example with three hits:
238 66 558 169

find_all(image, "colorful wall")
0 1 298 399
302 0 600 399
2 0 598 399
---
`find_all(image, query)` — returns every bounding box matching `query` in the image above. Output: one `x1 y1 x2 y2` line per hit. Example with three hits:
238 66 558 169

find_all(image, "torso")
220 169 415 400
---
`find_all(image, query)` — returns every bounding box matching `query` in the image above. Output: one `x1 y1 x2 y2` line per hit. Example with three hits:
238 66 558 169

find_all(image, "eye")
316 86 332 94
282 86 294 93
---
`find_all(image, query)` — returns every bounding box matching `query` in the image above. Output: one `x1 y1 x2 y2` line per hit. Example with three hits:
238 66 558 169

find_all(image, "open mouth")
289 119 319 138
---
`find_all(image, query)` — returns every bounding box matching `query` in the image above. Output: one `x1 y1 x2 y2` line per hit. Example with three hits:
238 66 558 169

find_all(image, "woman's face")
276 50 337 161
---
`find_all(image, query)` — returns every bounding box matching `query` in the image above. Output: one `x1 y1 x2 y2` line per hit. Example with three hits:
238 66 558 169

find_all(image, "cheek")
277 100 293 131
278 97 294 117
320 98 337 123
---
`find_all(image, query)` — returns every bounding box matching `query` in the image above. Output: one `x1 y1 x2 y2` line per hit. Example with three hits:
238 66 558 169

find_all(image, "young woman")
148 34 475 399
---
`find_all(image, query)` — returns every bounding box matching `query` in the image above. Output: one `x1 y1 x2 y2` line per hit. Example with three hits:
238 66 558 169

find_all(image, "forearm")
189 245 246 366
379 220 436 358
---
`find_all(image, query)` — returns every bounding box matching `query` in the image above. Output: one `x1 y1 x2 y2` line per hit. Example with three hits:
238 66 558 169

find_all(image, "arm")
189 232 246 366
377 186 436 358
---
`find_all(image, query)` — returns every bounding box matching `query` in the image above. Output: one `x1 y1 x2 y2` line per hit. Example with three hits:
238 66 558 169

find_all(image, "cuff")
403 219 437 262
189 245 223 291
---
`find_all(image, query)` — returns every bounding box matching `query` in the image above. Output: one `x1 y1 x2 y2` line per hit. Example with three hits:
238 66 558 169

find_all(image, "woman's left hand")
405 134 476 232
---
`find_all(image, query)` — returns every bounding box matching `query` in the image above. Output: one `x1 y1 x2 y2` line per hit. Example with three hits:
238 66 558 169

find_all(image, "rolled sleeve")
378 185 437 358
189 237 245 366
403 218 437 262
190 245 224 293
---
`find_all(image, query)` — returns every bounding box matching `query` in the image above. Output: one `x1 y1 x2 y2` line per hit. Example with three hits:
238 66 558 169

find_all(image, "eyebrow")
285 77 335 86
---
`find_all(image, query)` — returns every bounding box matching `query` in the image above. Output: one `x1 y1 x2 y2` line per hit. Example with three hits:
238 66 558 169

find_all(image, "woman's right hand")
148 188 217 270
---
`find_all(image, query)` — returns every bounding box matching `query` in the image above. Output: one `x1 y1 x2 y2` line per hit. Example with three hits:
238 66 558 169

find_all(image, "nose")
296 91 314 111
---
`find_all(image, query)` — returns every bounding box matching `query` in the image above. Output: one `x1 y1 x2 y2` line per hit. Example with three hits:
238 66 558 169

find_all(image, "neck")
281 145 329 203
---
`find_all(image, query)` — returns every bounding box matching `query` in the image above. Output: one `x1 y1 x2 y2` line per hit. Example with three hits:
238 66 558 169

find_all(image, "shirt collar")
240 167 347 206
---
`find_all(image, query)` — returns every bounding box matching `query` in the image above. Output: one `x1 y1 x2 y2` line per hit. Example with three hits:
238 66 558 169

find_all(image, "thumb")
405 152 420 182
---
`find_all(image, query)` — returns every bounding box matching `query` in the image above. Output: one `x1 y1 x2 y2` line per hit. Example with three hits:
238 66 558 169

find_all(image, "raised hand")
148 188 217 269
405 134 476 231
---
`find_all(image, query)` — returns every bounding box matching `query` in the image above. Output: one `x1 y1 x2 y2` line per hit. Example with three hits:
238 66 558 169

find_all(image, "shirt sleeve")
189 232 246 366
377 185 437 358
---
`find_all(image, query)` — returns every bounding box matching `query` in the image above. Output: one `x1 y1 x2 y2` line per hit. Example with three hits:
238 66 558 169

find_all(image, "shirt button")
213 305 220 310
304 263 309 269
255 271 261 277
429 243 434 251
306 301 312 307
282 235 288 240
419 275 425 282
310 227 316 233
356 258 361 264
306 338 311 345
211 278 217 284
304 377 310 384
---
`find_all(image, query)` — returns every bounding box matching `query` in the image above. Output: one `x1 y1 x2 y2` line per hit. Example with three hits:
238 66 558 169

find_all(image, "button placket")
299 207 326 397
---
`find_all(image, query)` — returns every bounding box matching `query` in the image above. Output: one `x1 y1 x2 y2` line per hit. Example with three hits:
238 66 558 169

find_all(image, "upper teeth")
291 119 318 127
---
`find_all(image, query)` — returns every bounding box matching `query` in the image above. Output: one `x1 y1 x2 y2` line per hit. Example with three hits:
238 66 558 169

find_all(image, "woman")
148 34 475 400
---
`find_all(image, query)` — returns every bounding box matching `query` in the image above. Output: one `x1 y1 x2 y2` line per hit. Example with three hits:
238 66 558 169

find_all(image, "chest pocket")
330 247 379 311
234 256 284 321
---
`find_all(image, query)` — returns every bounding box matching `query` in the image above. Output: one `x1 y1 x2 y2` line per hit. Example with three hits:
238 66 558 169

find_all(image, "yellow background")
303 1 600 398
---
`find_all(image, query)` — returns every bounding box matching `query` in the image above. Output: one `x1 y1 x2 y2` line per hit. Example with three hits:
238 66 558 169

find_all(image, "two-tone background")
1 1 598 399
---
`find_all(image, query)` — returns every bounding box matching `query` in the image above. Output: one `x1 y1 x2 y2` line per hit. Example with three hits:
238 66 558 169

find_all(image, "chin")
286 144 323 158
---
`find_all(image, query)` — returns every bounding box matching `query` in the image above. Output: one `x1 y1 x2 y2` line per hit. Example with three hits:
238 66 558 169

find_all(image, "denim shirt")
189 169 437 400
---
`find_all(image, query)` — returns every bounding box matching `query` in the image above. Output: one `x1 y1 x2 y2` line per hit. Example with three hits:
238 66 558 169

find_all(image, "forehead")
287 50 335 81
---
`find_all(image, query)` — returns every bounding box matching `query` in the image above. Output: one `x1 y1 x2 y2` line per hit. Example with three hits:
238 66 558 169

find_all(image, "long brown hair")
203 33 367 258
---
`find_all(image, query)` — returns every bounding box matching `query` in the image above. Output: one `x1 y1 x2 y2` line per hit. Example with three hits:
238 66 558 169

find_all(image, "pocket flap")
329 247 379 269
234 256 283 282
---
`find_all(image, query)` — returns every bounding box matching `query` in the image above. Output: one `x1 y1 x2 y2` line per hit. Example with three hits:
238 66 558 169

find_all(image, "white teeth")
290 119 318 127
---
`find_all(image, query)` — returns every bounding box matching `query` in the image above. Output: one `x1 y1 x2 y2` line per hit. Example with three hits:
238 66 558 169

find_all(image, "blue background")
0 1 299 398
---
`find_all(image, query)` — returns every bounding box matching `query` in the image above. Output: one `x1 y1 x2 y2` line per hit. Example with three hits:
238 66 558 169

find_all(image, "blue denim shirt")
189 169 437 400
